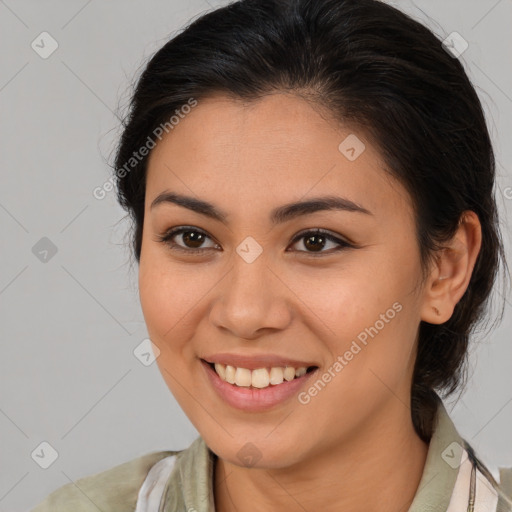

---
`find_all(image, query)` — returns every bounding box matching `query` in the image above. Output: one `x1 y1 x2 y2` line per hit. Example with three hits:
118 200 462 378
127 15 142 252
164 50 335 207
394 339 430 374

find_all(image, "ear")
420 211 482 324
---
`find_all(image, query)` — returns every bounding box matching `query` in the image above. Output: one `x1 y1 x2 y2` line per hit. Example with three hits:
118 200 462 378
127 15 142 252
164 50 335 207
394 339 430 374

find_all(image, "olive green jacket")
31 402 512 511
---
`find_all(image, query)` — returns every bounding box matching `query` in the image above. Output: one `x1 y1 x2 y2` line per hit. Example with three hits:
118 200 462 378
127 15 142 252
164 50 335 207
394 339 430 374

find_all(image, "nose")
208 252 292 340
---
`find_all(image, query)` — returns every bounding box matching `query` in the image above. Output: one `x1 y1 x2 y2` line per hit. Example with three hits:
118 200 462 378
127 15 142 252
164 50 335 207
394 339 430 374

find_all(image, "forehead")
145 92 412 222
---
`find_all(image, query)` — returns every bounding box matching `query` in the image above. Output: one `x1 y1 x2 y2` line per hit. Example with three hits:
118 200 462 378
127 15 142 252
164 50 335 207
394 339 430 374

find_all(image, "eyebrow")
150 191 373 225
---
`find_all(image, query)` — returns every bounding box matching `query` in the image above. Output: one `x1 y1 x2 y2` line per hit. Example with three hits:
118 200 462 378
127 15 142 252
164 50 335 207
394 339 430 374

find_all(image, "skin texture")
138 92 482 512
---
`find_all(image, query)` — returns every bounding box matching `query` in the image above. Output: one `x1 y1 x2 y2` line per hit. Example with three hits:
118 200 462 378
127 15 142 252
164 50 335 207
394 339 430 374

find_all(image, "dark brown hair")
112 0 507 441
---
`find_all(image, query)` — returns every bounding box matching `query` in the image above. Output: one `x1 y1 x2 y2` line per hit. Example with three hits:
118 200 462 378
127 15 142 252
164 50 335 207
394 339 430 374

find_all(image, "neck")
214 401 429 512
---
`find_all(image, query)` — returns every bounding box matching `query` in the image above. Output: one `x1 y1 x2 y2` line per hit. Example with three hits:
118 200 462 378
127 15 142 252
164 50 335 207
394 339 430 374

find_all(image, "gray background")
1 0 511 510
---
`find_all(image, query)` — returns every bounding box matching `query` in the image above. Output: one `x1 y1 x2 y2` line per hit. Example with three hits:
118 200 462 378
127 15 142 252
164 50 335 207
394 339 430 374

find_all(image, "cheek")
308 305 416 429
139 248 184 347
310 254 420 394
138 255 202 399
138 247 215 355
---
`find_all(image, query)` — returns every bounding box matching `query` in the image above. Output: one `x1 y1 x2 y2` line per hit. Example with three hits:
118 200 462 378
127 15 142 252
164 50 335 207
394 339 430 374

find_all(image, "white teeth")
283 366 296 381
211 363 310 389
295 367 307 377
269 367 284 385
225 365 236 384
235 367 252 387
251 368 270 388
214 363 226 380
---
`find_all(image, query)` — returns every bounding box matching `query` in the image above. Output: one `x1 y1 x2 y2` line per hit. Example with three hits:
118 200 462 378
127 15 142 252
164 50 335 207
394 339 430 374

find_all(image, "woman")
32 0 512 510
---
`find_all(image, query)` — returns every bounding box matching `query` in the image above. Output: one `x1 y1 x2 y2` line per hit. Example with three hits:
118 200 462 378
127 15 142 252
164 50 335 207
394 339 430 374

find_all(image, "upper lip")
202 353 318 370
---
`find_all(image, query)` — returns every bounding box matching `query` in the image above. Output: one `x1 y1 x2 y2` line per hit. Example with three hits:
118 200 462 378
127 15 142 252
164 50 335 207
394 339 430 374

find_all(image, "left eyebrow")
150 191 373 225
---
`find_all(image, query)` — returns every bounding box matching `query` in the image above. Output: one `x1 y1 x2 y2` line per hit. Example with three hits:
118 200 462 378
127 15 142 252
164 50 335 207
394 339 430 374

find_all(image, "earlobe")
420 211 482 325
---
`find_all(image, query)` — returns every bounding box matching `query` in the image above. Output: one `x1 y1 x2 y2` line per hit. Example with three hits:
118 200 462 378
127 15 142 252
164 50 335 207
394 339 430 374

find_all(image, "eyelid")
155 226 219 253
156 225 355 255
289 228 354 250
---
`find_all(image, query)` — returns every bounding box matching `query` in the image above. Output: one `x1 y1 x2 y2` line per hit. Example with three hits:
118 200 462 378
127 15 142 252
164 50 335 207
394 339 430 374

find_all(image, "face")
139 92 427 469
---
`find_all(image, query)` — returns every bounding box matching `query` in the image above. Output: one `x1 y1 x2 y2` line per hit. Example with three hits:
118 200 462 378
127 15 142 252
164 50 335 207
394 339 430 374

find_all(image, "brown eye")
179 230 207 249
288 229 353 255
157 227 219 253
300 232 328 252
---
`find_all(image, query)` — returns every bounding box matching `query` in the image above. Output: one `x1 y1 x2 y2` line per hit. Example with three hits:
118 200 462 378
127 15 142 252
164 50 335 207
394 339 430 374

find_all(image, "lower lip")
201 359 318 412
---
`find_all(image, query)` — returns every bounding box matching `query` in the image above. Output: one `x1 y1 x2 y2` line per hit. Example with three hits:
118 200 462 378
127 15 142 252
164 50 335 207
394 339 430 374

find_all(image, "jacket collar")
407 400 465 511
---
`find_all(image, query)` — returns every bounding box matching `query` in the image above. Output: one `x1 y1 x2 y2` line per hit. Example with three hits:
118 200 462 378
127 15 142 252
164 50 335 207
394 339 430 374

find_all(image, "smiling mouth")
204 360 318 389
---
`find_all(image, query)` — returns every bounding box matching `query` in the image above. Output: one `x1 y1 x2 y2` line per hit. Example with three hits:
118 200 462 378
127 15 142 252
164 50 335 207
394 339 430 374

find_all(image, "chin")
203 429 309 470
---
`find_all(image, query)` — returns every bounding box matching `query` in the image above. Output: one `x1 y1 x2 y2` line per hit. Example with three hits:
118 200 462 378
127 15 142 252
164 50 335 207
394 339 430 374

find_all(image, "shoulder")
30 450 180 512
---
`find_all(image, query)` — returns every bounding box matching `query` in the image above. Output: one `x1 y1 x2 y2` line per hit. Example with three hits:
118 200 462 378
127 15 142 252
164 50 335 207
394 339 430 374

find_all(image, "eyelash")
156 226 354 256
